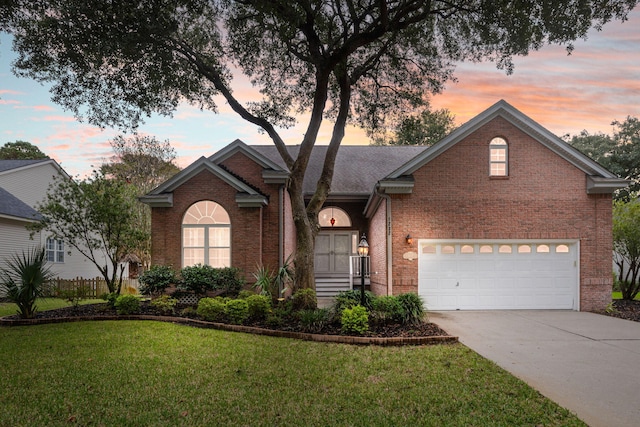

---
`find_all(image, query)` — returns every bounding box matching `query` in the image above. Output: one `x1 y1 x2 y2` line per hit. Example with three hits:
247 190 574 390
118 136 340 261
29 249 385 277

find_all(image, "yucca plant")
0 247 55 318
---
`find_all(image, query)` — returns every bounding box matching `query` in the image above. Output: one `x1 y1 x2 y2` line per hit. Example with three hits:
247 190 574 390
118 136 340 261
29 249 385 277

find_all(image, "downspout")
279 185 284 266
375 187 393 296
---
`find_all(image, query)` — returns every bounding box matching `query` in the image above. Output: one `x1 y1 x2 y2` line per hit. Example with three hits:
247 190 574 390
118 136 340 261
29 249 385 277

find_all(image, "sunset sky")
1 8 639 177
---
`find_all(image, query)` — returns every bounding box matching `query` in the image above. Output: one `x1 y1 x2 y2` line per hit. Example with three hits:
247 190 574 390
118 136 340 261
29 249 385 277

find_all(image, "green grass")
0 321 584 426
0 297 104 317
612 291 640 301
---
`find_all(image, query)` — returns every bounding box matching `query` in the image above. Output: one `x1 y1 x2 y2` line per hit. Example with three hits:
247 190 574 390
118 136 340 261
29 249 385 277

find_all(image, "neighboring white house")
0 159 109 280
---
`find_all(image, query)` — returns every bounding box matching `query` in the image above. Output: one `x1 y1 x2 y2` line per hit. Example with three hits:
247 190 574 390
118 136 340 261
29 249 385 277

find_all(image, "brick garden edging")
0 315 458 346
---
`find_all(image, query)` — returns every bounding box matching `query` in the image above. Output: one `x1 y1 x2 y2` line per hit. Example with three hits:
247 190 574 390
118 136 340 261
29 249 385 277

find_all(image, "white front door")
418 240 579 310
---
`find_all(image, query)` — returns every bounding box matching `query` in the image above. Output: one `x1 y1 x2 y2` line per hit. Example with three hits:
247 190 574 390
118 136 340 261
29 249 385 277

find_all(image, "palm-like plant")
0 247 55 318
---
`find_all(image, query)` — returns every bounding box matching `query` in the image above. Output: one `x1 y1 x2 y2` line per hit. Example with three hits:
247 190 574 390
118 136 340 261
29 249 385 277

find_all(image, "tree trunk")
288 169 319 291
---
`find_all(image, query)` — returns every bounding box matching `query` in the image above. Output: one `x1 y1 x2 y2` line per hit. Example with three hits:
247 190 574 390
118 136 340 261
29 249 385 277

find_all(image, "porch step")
315 277 351 298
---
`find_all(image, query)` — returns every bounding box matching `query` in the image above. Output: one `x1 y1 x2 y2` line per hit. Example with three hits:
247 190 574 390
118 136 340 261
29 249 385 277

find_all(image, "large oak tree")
4 0 637 290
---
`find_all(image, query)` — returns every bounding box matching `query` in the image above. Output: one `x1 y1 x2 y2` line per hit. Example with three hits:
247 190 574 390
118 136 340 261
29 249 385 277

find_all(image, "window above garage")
490 137 508 177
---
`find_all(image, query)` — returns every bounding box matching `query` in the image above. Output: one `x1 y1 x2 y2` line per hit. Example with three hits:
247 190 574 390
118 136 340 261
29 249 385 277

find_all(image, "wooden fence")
48 277 140 297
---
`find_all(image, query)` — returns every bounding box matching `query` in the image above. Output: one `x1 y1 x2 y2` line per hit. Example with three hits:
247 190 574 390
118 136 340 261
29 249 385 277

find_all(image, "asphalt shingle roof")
0 159 49 173
251 145 428 195
0 186 42 221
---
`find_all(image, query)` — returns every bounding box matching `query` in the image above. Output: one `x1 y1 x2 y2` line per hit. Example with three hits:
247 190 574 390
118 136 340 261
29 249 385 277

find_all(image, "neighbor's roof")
251 145 427 197
0 159 50 173
0 186 42 222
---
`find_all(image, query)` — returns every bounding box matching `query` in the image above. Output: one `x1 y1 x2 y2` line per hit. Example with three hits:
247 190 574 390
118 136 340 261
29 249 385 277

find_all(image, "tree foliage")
372 108 457 146
5 0 637 289
568 116 640 200
100 134 181 267
613 199 640 300
0 140 48 159
101 135 180 192
28 171 148 294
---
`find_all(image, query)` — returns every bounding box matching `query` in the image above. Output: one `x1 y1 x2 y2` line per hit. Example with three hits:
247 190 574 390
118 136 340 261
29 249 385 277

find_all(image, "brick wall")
150 151 283 282
388 117 613 311
368 198 388 295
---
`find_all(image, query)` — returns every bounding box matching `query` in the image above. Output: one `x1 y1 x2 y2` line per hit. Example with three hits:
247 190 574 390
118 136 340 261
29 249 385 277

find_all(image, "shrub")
299 308 331 333
292 288 317 311
265 314 284 328
178 265 245 297
139 265 176 297
333 289 375 312
371 295 405 325
216 267 245 297
103 292 119 308
0 247 55 319
245 294 271 321
237 290 255 300
341 305 369 335
180 306 198 318
114 294 140 315
397 293 426 325
196 297 226 322
178 264 219 297
58 285 90 310
150 295 178 315
225 299 249 325
252 264 274 297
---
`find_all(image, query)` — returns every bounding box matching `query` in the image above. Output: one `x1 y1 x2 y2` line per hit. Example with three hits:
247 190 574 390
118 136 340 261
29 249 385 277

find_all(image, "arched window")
490 137 508 176
318 206 351 227
182 201 231 267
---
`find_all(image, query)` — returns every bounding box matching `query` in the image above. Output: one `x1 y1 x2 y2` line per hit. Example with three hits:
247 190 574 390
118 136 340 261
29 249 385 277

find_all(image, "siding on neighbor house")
0 162 109 281
388 116 613 311
0 162 59 208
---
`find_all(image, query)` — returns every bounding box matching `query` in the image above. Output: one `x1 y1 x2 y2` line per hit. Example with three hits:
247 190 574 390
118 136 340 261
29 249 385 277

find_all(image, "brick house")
141 100 627 312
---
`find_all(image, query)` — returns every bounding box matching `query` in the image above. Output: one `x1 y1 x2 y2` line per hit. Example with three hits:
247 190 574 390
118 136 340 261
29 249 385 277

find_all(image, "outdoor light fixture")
357 234 369 305
406 234 413 245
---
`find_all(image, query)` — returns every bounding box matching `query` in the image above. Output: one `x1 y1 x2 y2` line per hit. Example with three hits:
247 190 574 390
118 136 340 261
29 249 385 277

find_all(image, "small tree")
29 170 147 294
613 199 640 300
0 247 55 318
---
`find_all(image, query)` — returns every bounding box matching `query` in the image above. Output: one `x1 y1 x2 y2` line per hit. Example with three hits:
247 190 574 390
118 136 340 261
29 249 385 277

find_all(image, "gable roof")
251 145 427 197
0 186 43 222
140 156 268 207
0 158 64 176
387 99 625 182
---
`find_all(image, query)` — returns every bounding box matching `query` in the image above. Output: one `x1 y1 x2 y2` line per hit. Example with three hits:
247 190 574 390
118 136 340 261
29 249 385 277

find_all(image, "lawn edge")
0 314 458 346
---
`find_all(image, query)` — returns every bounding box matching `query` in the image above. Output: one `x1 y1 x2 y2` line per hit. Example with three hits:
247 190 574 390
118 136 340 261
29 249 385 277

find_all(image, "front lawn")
612 291 640 301
0 297 104 318
0 321 584 426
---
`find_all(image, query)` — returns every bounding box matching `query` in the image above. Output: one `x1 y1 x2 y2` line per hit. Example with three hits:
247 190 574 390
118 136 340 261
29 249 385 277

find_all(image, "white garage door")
418 240 579 310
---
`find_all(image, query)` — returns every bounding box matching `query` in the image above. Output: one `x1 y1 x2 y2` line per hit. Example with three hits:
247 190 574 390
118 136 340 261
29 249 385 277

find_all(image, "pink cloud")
43 115 77 122
0 99 20 105
32 105 56 112
0 89 23 95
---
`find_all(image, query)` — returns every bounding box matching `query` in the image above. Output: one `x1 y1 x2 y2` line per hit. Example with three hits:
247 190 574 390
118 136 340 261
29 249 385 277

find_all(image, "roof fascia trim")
146 157 261 196
138 193 173 207
236 193 269 207
209 139 287 172
586 176 630 194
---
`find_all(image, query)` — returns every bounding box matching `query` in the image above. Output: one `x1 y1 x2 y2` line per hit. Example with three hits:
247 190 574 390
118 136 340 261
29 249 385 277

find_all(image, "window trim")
46 237 65 263
489 137 508 177
182 201 231 268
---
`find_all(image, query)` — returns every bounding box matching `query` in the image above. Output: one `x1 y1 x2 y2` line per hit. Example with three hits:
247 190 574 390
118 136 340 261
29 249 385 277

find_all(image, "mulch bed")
0 302 455 345
600 299 640 322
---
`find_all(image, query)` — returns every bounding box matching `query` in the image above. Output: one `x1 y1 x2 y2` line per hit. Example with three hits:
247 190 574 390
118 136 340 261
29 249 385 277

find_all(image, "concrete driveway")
430 310 640 427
